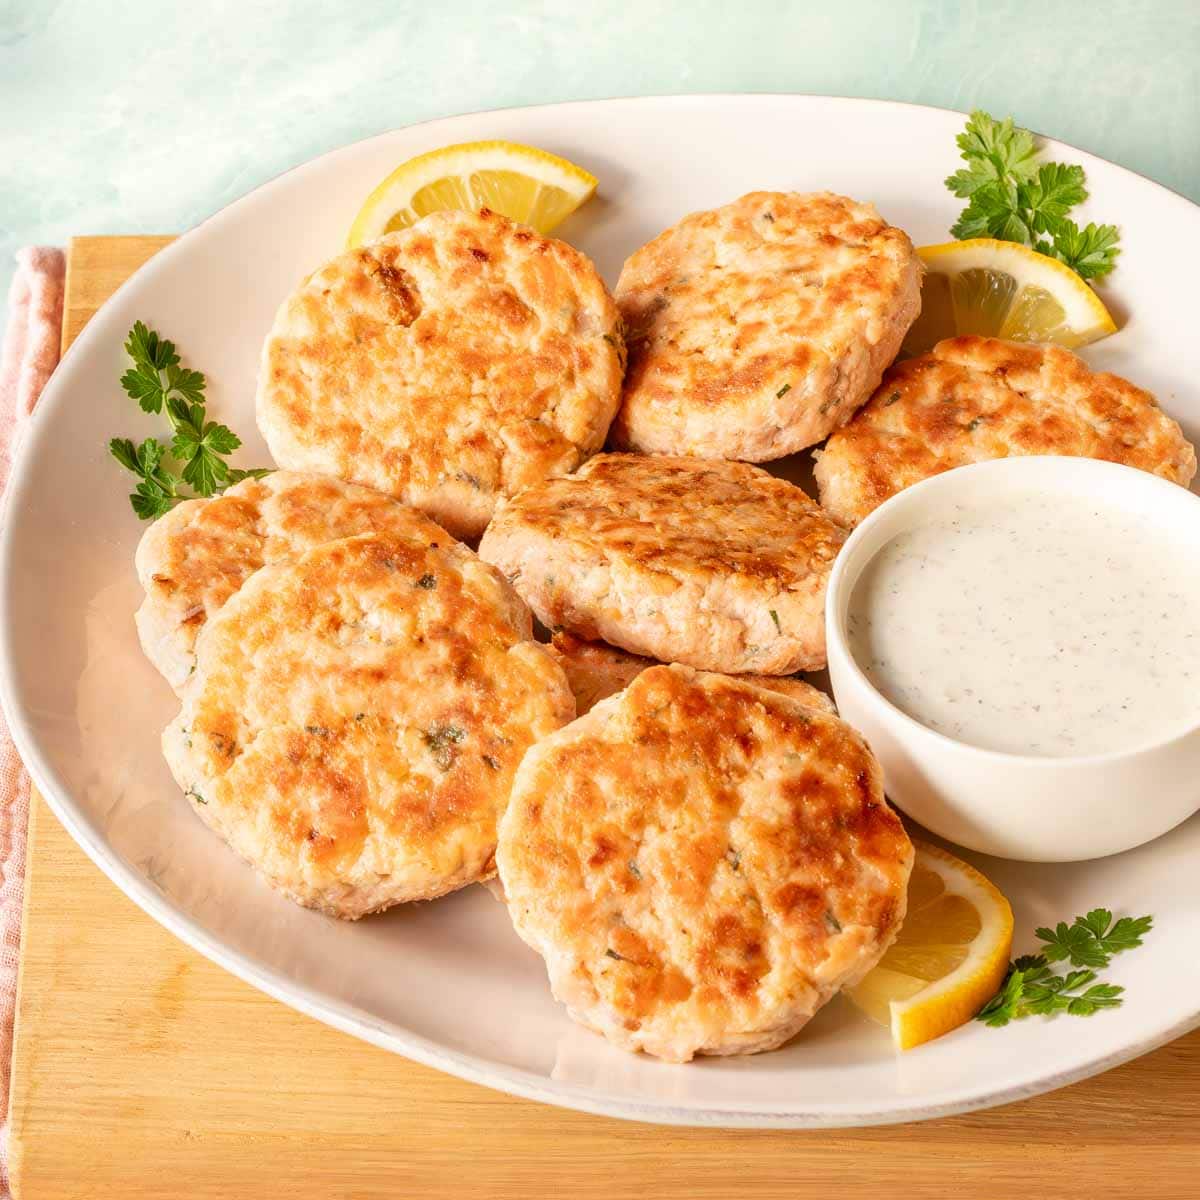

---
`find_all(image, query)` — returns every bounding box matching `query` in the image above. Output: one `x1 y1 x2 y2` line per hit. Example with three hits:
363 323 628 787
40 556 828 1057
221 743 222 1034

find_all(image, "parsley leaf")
1036 908 1152 968
180 441 227 496
945 110 1120 280
120 362 169 414
109 323 269 518
108 437 140 474
975 961 1029 1027
110 434 183 518
1020 162 1088 233
948 111 1039 191
168 398 243 497
125 320 179 372
135 437 165 476
165 362 206 406
949 177 1030 244
119 320 186 414
131 479 178 521
1068 982 1125 1016
1048 220 1122 280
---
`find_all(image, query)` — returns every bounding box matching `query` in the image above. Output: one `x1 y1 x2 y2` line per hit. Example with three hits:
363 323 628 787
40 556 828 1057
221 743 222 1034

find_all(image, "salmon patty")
497 665 912 1061
815 336 1197 526
479 454 846 674
256 209 624 540
162 531 573 918
548 631 835 716
135 470 449 691
611 191 921 461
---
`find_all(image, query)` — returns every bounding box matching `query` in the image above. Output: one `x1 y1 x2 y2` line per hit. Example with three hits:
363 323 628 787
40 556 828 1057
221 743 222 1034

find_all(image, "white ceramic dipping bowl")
825 456 1200 862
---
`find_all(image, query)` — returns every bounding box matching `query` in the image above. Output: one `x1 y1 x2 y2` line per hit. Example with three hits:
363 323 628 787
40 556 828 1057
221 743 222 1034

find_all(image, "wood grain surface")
8 236 1200 1199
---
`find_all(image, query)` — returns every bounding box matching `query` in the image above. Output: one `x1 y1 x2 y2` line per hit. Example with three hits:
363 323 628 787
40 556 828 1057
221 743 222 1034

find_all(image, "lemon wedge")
847 840 1013 1050
902 238 1117 356
347 141 598 247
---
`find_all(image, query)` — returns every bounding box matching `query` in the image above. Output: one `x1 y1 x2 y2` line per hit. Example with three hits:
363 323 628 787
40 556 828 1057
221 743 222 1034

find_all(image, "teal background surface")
1 0 1197 319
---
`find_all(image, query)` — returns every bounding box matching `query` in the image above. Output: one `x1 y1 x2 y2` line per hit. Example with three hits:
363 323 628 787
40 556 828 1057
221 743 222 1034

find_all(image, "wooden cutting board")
9 237 1200 1199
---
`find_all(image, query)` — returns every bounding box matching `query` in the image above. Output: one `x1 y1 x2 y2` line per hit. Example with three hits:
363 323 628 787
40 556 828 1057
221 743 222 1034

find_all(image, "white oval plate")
3 95 1199 1128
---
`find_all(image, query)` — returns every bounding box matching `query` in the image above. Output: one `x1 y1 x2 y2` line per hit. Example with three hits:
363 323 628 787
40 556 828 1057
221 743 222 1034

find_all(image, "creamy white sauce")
846 491 1200 757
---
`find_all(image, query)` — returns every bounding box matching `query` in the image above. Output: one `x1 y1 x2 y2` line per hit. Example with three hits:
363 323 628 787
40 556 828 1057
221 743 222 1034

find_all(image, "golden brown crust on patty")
135 471 450 691
162 531 574 918
256 209 624 540
479 454 846 674
497 665 912 1061
611 191 922 461
549 632 835 715
815 336 1198 526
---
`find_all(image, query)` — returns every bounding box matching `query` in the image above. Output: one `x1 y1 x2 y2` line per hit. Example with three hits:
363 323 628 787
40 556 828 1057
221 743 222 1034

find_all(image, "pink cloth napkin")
0 247 66 1195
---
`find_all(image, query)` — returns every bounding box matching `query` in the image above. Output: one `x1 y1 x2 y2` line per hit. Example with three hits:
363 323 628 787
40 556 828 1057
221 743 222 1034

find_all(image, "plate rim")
3 91 1199 1128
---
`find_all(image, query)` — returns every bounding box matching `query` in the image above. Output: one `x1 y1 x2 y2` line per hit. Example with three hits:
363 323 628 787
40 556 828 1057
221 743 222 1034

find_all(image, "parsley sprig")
946 110 1121 280
976 908 1151 1028
109 321 268 519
